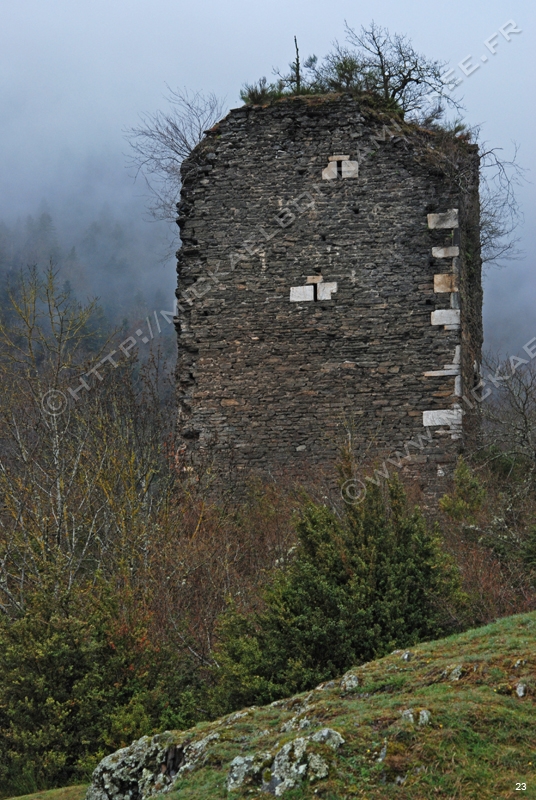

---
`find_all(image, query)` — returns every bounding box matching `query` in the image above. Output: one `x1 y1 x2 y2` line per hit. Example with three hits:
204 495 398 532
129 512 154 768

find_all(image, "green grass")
4 788 88 800
9 612 536 799
155 612 536 799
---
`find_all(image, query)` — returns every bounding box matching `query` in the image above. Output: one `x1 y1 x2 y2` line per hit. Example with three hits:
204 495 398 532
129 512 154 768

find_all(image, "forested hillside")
0 205 176 344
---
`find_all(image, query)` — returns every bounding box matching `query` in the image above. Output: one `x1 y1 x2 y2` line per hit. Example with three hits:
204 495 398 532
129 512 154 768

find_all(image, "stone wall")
174 94 482 497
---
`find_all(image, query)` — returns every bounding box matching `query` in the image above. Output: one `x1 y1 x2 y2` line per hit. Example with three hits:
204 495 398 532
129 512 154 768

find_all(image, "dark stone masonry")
174 94 482 497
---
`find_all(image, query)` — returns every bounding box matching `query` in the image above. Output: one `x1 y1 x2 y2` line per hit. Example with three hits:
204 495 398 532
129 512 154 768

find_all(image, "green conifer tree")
211 476 460 713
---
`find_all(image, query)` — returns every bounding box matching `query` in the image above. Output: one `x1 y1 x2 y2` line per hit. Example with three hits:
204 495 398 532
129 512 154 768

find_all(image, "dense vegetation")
211 479 461 713
0 266 535 797
14 611 534 800
239 23 460 126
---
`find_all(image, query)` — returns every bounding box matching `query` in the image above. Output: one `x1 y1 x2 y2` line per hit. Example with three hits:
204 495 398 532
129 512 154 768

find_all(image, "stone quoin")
174 95 482 496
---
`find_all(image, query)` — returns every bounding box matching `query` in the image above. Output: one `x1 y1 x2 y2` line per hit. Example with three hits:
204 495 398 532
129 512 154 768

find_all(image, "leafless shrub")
443 531 535 625
343 21 463 120
126 88 226 223
416 120 524 267
480 355 536 487
263 23 462 122
479 143 525 266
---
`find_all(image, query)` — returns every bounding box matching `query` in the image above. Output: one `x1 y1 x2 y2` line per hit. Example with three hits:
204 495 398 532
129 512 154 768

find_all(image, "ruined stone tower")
174 95 482 496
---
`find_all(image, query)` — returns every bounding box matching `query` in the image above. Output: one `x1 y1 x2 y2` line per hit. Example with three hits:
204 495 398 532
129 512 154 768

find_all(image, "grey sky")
0 0 534 353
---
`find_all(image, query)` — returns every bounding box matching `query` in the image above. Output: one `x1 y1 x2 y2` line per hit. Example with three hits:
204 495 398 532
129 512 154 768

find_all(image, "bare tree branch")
478 143 526 266
479 355 536 494
343 20 463 119
125 88 226 223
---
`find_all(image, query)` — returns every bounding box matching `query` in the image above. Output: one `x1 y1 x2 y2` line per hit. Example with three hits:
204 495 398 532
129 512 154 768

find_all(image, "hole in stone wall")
182 428 200 441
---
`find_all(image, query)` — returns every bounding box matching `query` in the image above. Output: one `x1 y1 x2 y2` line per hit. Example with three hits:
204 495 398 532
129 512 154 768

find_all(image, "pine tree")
211 476 460 712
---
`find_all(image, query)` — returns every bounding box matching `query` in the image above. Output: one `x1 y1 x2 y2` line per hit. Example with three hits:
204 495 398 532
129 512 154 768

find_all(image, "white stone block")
306 275 324 284
341 160 359 178
432 246 460 258
427 209 459 229
290 285 314 302
424 367 460 377
317 281 337 300
454 375 462 396
322 161 338 180
431 309 460 326
423 408 463 427
328 155 349 161
434 274 458 293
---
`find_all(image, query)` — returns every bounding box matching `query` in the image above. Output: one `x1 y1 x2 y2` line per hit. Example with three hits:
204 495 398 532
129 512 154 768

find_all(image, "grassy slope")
5 790 88 800
161 611 536 799
8 612 536 800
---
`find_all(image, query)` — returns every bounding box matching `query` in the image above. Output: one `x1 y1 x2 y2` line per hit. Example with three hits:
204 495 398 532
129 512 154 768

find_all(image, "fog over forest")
0 144 177 353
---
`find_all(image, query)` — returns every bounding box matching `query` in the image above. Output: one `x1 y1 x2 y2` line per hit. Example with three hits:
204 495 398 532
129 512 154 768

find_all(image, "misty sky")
1 0 534 355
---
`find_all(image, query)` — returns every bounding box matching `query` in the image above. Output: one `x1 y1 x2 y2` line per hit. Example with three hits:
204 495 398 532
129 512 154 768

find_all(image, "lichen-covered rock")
418 709 432 726
280 709 314 733
400 708 431 726
262 737 309 795
226 752 272 792
227 756 255 792
226 728 344 795
442 664 463 680
179 732 220 776
224 709 253 724
340 672 359 692
309 728 345 750
86 731 220 799
306 752 329 781
86 733 175 800
314 680 336 691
